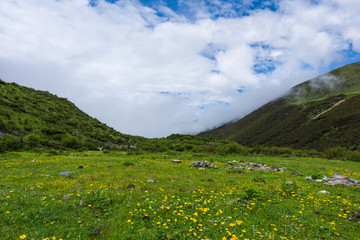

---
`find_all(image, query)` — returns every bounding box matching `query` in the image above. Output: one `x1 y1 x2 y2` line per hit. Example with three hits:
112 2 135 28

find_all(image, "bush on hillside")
24 133 41 148
347 151 360 162
62 135 82 149
0 136 22 152
324 146 346 159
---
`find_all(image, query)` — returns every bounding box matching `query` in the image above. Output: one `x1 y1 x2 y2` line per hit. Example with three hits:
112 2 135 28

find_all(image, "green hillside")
0 79 139 151
199 62 360 151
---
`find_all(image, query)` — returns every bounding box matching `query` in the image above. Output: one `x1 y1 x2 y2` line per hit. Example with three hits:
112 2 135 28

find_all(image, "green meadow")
1 151 360 240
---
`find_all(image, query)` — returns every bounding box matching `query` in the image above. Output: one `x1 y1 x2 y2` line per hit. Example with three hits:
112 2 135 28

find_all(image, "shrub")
24 133 41 148
324 146 346 159
347 151 360 162
122 160 134 166
242 187 261 200
83 137 98 150
311 173 323 180
0 136 22 152
62 135 82 149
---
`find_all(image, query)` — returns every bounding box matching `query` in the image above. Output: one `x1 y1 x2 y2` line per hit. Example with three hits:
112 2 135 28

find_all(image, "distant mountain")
199 62 360 151
0 79 140 151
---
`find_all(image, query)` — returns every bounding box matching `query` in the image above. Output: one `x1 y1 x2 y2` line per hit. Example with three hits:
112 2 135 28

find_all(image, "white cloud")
0 0 359 137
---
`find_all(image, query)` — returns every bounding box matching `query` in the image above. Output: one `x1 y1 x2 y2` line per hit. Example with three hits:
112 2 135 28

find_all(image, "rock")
146 179 155 183
127 184 135 189
78 166 84 169
249 163 261 167
59 171 72 176
92 228 100 236
191 161 218 169
286 181 293 185
172 159 181 163
315 179 324 182
233 166 243 169
318 190 329 194
270 165 281 170
326 179 352 186
62 195 71 200
142 216 150 221
207 179 214 182
32 159 36 162
331 173 349 179
305 176 313 180
348 217 357 222
259 166 270 171
314 211 321 214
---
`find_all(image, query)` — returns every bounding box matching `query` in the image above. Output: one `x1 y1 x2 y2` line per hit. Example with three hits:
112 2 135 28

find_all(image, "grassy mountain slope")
0 79 140 150
199 62 360 150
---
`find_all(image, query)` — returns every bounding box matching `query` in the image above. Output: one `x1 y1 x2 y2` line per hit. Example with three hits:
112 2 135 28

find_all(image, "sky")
0 0 360 138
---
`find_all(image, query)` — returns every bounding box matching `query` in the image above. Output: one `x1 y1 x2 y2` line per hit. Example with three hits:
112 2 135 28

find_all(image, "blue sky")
0 0 360 137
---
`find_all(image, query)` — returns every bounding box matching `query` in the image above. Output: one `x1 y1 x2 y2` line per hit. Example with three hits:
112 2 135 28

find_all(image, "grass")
1 151 360 239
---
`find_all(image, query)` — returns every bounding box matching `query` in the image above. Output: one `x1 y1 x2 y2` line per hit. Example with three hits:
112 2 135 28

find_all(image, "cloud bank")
0 0 359 137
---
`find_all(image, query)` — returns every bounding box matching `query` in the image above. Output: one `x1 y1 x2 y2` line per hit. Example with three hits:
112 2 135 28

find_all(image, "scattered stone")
306 174 359 187
249 163 262 167
92 228 100 236
191 161 218 169
147 179 155 183
270 165 281 170
172 160 181 163
259 166 270 171
325 174 359 186
62 195 71 200
233 166 244 169
318 190 329 194
59 171 72 176
32 159 36 162
142 216 151 221
332 173 348 179
207 179 214 182
227 162 287 173
286 181 293 185
305 176 313 180
127 184 135 189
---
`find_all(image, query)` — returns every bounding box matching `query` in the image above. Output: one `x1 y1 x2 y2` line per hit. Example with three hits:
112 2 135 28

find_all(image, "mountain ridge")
0 79 142 151
199 61 360 151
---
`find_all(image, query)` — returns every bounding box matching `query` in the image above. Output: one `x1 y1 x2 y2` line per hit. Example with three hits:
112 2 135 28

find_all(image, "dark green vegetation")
1 151 360 239
0 79 141 152
199 62 360 152
0 78 327 159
